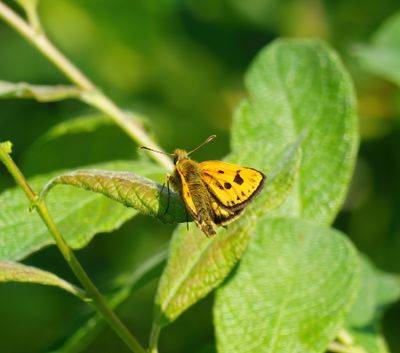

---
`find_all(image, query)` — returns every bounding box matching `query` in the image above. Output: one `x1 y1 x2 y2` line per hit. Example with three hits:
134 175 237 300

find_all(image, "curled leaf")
0 261 87 300
0 160 162 261
39 169 187 224
0 81 81 102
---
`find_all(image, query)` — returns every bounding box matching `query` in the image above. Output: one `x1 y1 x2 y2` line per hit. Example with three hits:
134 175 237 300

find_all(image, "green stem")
149 323 161 353
0 142 147 353
0 2 173 171
24 2 43 35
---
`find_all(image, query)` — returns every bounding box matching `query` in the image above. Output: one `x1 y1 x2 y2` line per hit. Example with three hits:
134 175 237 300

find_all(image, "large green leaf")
153 39 358 333
0 261 86 300
0 160 164 261
355 11 400 86
344 255 400 353
214 218 360 353
231 39 358 224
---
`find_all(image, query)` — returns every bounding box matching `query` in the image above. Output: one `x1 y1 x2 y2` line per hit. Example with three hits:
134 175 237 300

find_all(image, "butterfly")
141 135 265 237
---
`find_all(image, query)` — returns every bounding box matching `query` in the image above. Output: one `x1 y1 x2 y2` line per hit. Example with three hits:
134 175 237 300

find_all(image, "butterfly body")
169 148 265 237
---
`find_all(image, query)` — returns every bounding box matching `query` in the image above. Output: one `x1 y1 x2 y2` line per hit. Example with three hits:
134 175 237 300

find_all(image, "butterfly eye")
173 155 178 165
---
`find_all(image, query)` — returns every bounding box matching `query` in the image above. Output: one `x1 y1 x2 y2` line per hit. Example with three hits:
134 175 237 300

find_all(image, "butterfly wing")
199 160 265 212
172 168 197 217
210 200 244 225
174 161 217 236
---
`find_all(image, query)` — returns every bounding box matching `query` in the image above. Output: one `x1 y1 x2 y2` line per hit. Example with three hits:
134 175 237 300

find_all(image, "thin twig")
149 323 161 353
0 2 173 170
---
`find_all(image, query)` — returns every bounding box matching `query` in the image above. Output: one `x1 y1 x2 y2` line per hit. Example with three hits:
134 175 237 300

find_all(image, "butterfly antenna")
187 135 216 155
139 146 174 156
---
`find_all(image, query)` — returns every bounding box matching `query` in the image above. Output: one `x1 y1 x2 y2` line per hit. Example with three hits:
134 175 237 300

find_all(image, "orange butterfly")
141 135 265 237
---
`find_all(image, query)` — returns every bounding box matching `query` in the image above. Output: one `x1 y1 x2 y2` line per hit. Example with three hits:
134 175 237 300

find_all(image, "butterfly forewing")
199 161 266 211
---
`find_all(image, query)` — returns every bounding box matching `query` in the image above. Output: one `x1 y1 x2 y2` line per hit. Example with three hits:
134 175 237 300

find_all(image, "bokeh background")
0 0 399 352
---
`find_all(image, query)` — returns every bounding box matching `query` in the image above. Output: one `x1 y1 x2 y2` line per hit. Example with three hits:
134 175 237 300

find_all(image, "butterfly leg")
161 174 171 215
184 206 190 230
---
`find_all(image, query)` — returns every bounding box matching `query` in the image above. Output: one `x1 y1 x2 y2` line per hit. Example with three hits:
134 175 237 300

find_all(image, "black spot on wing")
218 170 224 174
204 170 266 212
215 180 224 190
224 182 232 189
233 172 244 185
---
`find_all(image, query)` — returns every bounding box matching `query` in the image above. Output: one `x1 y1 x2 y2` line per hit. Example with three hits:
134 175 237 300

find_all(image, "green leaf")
0 160 164 261
0 80 81 102
355 11 400 86
231 39 358 224
39 168 187 224
0 261 86 300
214 218 360 353
153 137 301 326
344 255 400 353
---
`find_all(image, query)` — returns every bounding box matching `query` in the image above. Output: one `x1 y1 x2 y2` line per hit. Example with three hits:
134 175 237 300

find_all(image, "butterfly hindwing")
210 199 244 225
199 160 265 211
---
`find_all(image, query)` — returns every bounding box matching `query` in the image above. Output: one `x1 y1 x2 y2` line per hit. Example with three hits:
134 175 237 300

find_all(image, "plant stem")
149 323 161 353
0 2 173 171
0 143 147 353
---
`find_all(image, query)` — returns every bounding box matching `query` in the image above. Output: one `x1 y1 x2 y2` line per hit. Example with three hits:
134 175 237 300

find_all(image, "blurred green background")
0 0 399 352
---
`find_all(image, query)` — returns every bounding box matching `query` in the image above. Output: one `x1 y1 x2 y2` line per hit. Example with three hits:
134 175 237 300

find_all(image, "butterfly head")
173 149 190 165
140 135 216 165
